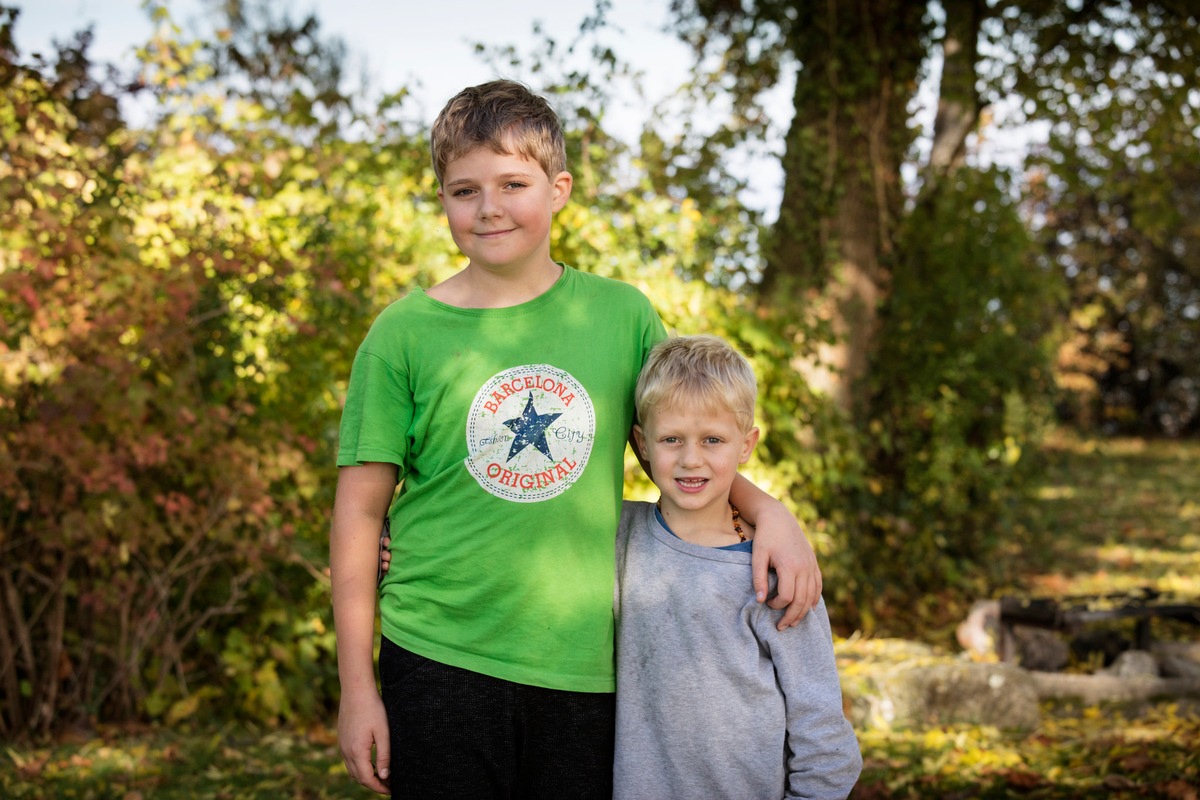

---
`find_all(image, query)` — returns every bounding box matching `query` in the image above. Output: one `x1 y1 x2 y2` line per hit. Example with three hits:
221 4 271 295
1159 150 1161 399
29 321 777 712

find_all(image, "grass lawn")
3 432 1198 799
850 431 1200 799
2 722 357 799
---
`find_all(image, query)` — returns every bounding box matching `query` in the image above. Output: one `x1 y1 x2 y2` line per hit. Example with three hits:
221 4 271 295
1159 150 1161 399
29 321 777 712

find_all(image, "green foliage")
857 168 1060 608
0 4 451 737
989 0 1200 436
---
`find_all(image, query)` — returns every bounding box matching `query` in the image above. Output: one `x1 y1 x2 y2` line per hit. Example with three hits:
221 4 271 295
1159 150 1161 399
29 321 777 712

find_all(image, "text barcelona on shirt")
465 365 595 502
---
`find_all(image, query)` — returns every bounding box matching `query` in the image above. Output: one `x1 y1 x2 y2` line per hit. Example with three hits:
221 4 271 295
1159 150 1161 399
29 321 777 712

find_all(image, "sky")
9 1 1041 212
12 0 787 198
11 0 699 138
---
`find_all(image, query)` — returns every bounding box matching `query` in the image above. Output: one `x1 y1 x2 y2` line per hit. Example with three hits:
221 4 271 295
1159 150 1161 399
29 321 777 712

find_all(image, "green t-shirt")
337 266 666 692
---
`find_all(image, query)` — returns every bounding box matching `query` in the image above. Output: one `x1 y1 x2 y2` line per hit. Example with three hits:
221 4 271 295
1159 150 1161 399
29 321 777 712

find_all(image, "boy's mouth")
674 477 709 493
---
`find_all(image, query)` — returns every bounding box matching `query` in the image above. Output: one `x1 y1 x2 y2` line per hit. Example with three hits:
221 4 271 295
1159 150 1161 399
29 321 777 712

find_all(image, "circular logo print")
465 364 595 502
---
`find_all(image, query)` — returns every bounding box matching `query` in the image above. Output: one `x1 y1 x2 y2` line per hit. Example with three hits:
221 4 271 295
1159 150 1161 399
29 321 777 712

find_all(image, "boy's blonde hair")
635 335 757 433
431 79 567 184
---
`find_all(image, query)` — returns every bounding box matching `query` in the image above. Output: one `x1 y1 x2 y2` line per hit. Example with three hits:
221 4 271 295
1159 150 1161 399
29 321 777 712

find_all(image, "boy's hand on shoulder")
751 507 823 630
761 537 822 629
338 688 391 794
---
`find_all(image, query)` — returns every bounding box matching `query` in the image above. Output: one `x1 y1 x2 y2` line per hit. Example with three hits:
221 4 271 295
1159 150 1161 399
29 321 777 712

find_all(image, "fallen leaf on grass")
6 747 49 779
997 768 1042 789
305 724 337 746
1118 752 1158 773
1161 779 1199 800
1103 773 1137 790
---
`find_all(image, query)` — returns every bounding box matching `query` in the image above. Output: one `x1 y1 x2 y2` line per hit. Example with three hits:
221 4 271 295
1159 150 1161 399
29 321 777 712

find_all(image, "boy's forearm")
728 472 785 527
329 463 398 692
330 520 384 691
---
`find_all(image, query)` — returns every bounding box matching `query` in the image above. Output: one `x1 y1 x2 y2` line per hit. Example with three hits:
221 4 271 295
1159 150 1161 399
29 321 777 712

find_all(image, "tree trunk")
763 0 927 416
925 0 985 185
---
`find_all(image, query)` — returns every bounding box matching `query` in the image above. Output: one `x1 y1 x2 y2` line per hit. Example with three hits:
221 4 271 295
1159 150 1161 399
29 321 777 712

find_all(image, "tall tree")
670 1 930 414
776 3 929 415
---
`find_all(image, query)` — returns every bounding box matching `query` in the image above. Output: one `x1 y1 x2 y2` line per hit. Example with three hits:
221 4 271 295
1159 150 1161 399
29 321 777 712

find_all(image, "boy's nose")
680 444 703 467
477 191 502 218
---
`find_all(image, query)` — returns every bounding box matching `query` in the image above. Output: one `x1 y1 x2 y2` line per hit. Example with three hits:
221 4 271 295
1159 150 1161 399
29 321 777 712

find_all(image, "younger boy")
615 335 862 799
330 80 821 799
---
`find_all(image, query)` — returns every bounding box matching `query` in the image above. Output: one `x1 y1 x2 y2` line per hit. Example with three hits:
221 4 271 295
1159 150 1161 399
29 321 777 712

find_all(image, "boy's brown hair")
431 79 567 184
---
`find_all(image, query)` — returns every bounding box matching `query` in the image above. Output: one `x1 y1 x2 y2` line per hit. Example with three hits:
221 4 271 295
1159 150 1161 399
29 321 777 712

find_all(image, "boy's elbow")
785 737 863 800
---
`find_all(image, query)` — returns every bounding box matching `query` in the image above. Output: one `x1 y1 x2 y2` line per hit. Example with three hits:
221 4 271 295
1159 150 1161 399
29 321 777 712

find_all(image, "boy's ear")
551 171 573 211
632 423 648 459
739 426 760 464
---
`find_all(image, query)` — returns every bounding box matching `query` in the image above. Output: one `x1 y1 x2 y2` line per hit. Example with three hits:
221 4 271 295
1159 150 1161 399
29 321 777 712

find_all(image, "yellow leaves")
101 500 121 531
165 692 204 726
45 171 98 203
249 661 287 719
858 700 1200 795
1003 434 1022 465
37 319 66 349
5 745 49 780
2 335 64 386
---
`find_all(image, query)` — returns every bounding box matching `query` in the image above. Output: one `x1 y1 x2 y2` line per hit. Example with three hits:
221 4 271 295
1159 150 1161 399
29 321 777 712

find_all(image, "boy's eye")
661 436 681 444
452 187 476 197
704 437 723 445
505 181 527 190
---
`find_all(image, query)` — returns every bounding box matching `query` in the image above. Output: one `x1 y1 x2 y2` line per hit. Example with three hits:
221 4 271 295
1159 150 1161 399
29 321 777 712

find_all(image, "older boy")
330 80 821 799
615 335 861 799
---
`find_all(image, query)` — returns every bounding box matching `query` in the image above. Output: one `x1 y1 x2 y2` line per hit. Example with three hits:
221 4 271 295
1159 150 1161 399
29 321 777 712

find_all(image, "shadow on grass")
1023 432 1200 601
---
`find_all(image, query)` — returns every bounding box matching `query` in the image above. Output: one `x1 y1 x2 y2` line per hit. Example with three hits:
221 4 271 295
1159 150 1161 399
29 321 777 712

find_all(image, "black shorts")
379 637 616 800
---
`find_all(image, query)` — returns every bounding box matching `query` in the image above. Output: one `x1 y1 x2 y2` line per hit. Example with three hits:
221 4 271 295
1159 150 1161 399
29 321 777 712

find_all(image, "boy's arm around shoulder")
762 599 863 800
729 473 822 628
330 462 398 794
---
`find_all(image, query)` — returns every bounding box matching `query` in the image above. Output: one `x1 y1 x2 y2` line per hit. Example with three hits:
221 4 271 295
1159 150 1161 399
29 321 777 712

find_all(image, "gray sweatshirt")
613 501 862 800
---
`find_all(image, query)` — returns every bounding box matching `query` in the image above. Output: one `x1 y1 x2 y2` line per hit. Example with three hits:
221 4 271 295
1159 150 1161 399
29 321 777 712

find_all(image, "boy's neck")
656 498 749 548
428 259 563 309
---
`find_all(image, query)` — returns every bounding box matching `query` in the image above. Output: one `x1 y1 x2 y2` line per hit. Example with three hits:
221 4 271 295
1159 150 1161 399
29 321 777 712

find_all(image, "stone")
1154 642 1200 679
844 661 1041 732
1101 649 1160 678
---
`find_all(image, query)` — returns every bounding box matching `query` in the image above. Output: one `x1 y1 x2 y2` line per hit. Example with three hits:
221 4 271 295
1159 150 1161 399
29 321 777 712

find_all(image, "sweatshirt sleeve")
758 598 863 800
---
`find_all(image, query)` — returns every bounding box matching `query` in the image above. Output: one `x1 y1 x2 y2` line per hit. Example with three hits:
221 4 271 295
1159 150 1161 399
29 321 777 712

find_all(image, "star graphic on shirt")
503 393 562 462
